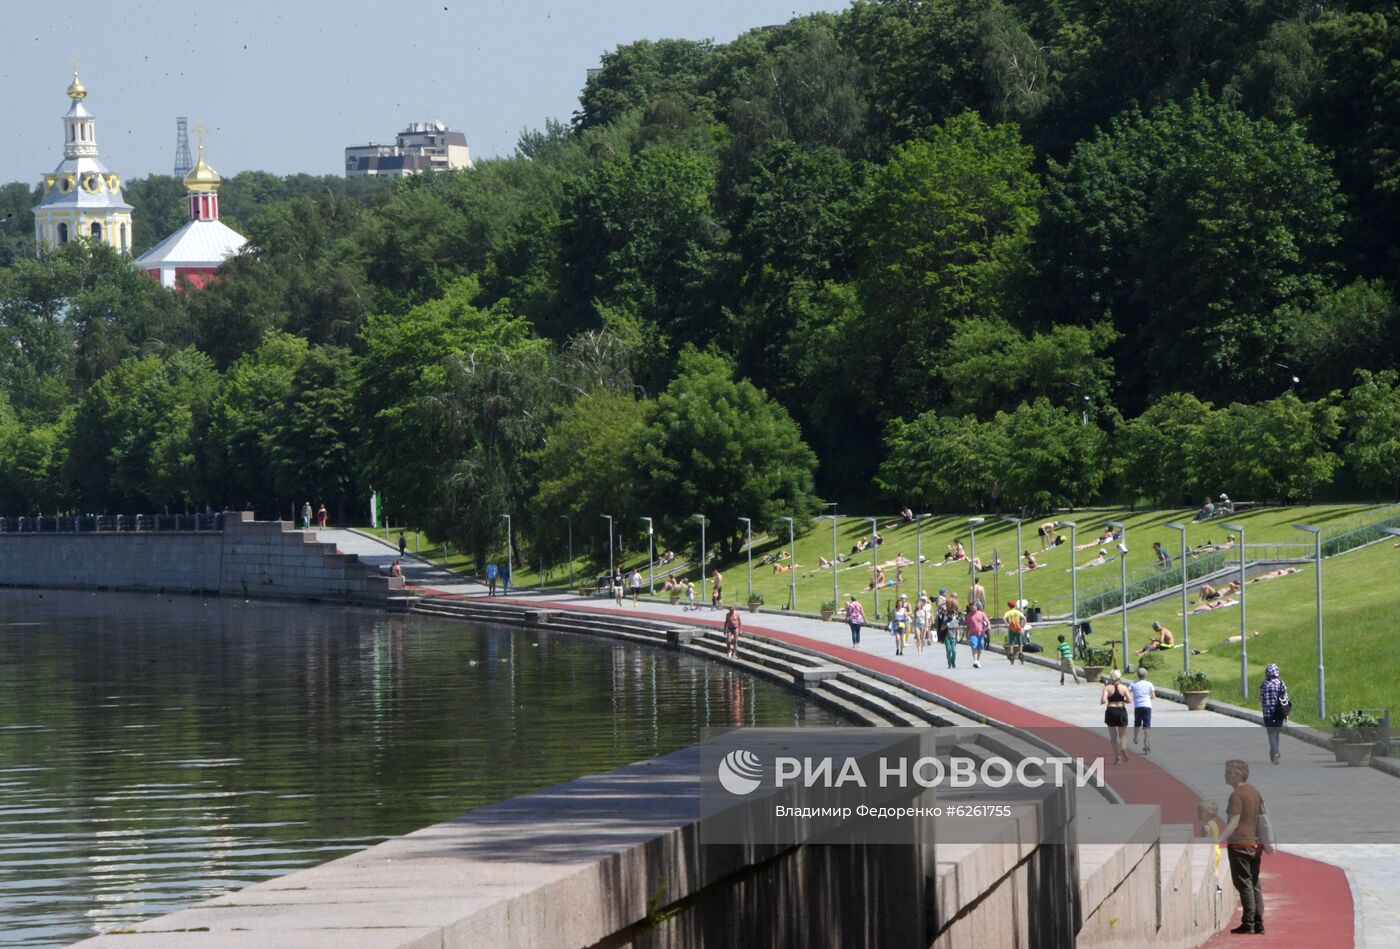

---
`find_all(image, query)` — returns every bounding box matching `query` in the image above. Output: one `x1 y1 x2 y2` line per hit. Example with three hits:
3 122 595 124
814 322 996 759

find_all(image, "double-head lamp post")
915 514 931 596
1220 522 1249 699
1002 516 1024 609
780 516 796 611
737 516 753 600
693 514 707 605
1296 523 1325 719
1107 520 1127 672
641 516 654 595
967 517 986 606
1164 522 1190 674
601 514 614 583
561 515 573 592
501 514 512 589
1062 520 1079 649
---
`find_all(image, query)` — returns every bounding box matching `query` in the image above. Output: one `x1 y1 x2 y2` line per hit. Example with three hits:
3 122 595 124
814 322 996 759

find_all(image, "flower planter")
669 594 681 607
1330 737 1348 762
1082 665 1105 681
1182 690 1210 711
747 603 761 614
820 610 834 622
1338 742 1373 768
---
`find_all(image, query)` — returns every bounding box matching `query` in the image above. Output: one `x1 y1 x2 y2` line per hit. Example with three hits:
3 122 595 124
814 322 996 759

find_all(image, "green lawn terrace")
1115 532 1400 726
378 503 1393 611
706 503 1391 619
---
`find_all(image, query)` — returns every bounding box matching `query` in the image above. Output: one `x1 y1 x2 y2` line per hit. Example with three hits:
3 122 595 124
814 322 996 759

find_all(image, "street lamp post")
1062 521 1079 653
1165 522 1190 674
781 516 796 611
1221 522 1249 698
1107 520 1127 672
1002 516 1024 609
641 516 654 595
967 517 986 608
826 513 840 611
601 514 614 584
737 517 753 600
501 514 512 592
869 517 880 619
1295 524 1325 718
694 514 707 607
914 514 932 596
561 515 574 593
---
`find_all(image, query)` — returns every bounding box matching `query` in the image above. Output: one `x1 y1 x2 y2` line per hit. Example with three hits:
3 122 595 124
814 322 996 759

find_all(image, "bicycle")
1072 622 1090 662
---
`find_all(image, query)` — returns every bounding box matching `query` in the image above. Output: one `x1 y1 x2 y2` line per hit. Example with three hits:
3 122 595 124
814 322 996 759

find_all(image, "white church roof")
134 218 246 268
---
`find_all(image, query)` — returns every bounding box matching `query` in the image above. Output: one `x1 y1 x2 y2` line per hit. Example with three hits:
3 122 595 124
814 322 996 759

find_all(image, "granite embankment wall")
0 512 403 605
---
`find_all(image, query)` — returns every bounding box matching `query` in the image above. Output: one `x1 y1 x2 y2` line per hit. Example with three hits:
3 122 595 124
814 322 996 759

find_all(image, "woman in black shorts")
1100 669 1131 764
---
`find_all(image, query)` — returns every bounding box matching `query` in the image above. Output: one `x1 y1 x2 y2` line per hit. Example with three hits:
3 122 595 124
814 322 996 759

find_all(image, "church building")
32 69 134 254
134 135 247 289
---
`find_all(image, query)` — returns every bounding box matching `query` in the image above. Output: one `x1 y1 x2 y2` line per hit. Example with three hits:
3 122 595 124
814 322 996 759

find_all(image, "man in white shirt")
630 569 643 607
1130 667 1156 753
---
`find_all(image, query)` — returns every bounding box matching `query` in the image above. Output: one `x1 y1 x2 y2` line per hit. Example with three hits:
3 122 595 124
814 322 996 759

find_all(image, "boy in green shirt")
1056 634 1079 685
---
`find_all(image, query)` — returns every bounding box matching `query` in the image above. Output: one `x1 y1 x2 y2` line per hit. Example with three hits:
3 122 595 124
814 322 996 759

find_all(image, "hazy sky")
3 0 848 185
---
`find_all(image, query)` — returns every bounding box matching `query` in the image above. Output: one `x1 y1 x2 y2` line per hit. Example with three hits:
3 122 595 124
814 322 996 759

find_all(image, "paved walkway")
325 533 1392 947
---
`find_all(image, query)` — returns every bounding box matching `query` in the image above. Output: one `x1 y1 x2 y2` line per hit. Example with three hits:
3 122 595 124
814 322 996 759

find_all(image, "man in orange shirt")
1221 759 1267 934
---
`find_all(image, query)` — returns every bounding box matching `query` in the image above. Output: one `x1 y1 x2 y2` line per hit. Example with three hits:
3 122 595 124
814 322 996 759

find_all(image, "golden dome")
184 145 222 193
67 69 87 100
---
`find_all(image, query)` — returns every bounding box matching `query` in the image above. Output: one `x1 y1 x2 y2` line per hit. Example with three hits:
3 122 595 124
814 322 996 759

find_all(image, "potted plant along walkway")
747 591 764 614
820 600 836 622
1175 670 1212 710
1330 711 1383 767
1081 646 1113 682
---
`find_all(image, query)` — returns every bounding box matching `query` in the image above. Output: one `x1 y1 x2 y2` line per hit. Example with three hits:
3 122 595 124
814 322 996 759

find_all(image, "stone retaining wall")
0 512 403 605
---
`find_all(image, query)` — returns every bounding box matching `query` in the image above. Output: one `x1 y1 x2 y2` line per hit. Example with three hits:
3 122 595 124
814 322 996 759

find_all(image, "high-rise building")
344 121 472 178
32 69 134 255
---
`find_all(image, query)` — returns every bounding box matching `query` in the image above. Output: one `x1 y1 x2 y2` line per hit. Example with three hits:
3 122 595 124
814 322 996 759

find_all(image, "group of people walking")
843 590 1041 672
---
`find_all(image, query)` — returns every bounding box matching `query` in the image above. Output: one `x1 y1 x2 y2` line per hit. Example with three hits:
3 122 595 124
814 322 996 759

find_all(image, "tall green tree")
855 111 1040 410
1342 369 1400 498
1035 90 1343 406
631 348 818 560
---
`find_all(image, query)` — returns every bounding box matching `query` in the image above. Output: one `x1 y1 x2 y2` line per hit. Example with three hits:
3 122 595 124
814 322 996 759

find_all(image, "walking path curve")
324 531 1393 948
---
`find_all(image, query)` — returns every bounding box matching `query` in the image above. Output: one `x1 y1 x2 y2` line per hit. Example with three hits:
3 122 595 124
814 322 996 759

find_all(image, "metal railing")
0 513 226 533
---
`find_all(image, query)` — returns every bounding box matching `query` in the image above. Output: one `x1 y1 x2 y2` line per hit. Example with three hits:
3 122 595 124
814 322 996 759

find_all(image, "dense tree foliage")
3 0 1399 554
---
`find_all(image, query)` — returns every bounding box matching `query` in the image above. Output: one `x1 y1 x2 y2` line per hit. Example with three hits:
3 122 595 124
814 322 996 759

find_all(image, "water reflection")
0 590 840 946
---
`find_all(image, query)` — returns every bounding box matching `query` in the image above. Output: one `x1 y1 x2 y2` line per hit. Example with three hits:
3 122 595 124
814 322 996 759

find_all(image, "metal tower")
173 117 193 177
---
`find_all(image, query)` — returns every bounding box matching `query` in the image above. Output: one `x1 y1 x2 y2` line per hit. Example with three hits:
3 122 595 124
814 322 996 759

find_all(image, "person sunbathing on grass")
943 540 966 562
1069 549 1112 570
773 562 799 574
1136 621 1175 656
1249 567 1300 583
1186 598 1239 616
1195 581 1241 605
1193 630 1260 653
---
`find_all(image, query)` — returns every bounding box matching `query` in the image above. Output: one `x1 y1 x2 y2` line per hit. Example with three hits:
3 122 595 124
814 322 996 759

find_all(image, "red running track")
436 594 1357 947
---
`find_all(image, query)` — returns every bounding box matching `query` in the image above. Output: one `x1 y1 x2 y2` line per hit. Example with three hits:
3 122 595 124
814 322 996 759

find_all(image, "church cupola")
33 63 134 255
184 134 222 222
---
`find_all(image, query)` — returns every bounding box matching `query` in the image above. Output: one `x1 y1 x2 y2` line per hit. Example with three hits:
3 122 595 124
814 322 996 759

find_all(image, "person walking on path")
1056 634 1079 684
486 562 498 596
966 603 988 668
612 570 624 607
723 606 742 659
684 581 697 612
1101 670 1131 764
1003 600 1027 665
912 595 931 655
501 561 511 596
301 501 313 531
1130 667 1156 753
845 595 865 646
318 504 328 528
890 599 910 656
711 570 723 610
939 604 960 669
1259 662 1292 764
1222 759 1268 934
630 568 643 607
398 532 407 558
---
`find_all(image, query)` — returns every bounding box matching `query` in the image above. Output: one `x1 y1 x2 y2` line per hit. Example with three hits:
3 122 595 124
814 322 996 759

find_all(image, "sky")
2 0 850 185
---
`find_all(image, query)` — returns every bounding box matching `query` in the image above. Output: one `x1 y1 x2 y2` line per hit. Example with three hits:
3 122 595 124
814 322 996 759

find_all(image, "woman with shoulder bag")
1259 663 1291 764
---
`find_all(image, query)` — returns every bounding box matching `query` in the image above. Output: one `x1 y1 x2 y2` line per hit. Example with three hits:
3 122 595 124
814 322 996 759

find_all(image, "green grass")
702 504 1388 620
369 503 1388 608
1116 538 1400 726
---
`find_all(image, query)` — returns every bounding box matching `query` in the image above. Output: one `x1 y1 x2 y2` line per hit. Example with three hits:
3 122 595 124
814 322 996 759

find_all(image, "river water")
0 590 841 946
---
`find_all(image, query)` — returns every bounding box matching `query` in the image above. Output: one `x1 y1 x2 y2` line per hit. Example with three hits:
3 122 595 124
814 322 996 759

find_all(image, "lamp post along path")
738 517 753 600
1165 522 1190 674
1221 523 1249 699
1062 521 1079 655
1296 524 1325 718
1107 520 1127 672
